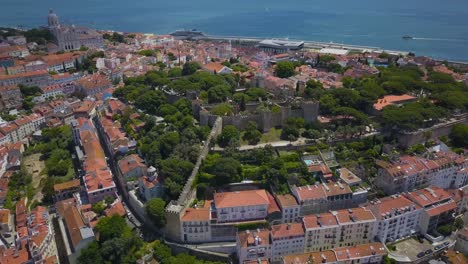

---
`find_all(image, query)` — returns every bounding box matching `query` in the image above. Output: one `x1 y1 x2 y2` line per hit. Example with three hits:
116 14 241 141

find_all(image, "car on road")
417 252 426 258
425 249 433 255
443 241 450 246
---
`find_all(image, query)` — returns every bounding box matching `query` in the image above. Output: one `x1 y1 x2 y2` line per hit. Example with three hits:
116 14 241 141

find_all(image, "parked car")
425 249 433 255
417 252 426 258
443 241 450 246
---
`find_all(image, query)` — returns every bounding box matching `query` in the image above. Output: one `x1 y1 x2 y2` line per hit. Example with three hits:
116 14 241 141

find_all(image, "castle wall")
397 114 468 148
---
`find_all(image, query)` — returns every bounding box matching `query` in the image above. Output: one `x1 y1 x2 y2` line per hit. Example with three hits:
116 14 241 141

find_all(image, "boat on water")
402 35 413 40
170 29 205 40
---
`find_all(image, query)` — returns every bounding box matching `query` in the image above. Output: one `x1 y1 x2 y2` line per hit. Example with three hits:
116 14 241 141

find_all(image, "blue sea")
1 0 468 61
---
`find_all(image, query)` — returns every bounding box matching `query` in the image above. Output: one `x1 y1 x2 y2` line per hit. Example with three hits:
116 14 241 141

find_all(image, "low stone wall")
398 114 468 148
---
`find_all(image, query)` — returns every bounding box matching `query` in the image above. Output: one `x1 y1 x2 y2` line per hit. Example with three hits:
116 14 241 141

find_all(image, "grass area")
260 128 282 143
239 127 282 146
23 153 45 189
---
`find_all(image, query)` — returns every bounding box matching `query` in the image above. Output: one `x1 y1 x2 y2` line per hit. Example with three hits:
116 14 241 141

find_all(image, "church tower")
47 9 60 28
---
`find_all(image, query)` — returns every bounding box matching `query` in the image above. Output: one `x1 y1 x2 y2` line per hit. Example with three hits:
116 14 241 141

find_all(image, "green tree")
275 61 295 78
217 125 240 148
77 241 103 264
450 124 468 148
145 198 166 227
92 201 107 215
242 122 262 145
95 215 130 243
207 157 242 186
207 84 231 103
182 61 201 75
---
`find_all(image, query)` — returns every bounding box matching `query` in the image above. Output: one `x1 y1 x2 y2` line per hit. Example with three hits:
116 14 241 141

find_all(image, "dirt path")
23 153 46 205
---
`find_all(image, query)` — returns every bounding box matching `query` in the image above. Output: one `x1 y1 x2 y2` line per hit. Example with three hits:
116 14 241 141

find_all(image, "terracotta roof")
373 94 417 111
0 247 31 264
426 201 457 217
237 229 271 248
333 242 387 261
203 62 227 73
294 184 326 201
45 255 59 264
0 209 9 224
303 213 338 229
104 201 126 217
334 207 375 224
0 70 48 80
53 179 80 192
444 250 468 264
406 186 453 207
276 194 298 208
214 190 270 208
271 223 304 238
30 224 49 247
63 205 87 249
182 208 211 222
282 250 337 264
118 154 146 175
84 168 115 192
267 192 280 214
76 74 111 90
371 195 421 217
41 52 82 66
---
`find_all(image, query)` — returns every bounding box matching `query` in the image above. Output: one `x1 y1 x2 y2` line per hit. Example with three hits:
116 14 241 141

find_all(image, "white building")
303 207 376 253
237 229 272 264
180 208 211 243
376 152 468 195
213 190 271 223
369 195 422 243
270 223 305 262
276 194 301 223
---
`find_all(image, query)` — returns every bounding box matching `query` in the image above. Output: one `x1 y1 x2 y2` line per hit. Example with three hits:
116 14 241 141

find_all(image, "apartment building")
237 229 272 264
282 242 387 264
270 223 305 262
292 181 368 215
368 195 422 243
405 186 457 235
275 194 301 223
213 190 271 223
376 152 468 195
303 207 375 252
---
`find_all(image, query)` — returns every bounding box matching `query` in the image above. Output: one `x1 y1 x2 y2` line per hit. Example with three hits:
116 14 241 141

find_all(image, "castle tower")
47 9 60 28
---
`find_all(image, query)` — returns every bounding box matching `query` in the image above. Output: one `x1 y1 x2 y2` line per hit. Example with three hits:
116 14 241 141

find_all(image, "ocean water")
1 0 468 61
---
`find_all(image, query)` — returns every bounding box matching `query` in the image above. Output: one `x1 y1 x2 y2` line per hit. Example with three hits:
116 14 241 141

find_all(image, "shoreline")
2 24 468 64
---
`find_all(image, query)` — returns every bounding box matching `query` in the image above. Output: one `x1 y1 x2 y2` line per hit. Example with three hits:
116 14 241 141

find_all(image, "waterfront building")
257 39 304 53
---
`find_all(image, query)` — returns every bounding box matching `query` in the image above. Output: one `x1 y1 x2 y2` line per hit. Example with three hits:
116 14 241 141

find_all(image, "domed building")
47 9 104 51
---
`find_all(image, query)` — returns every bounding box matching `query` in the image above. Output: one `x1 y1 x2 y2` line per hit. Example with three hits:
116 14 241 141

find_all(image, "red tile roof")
104 201 126 217
271 223 304 238
333 242 387 261
182 208 211 222
373 94 417 111
303 213 338 229
214 190 270 208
